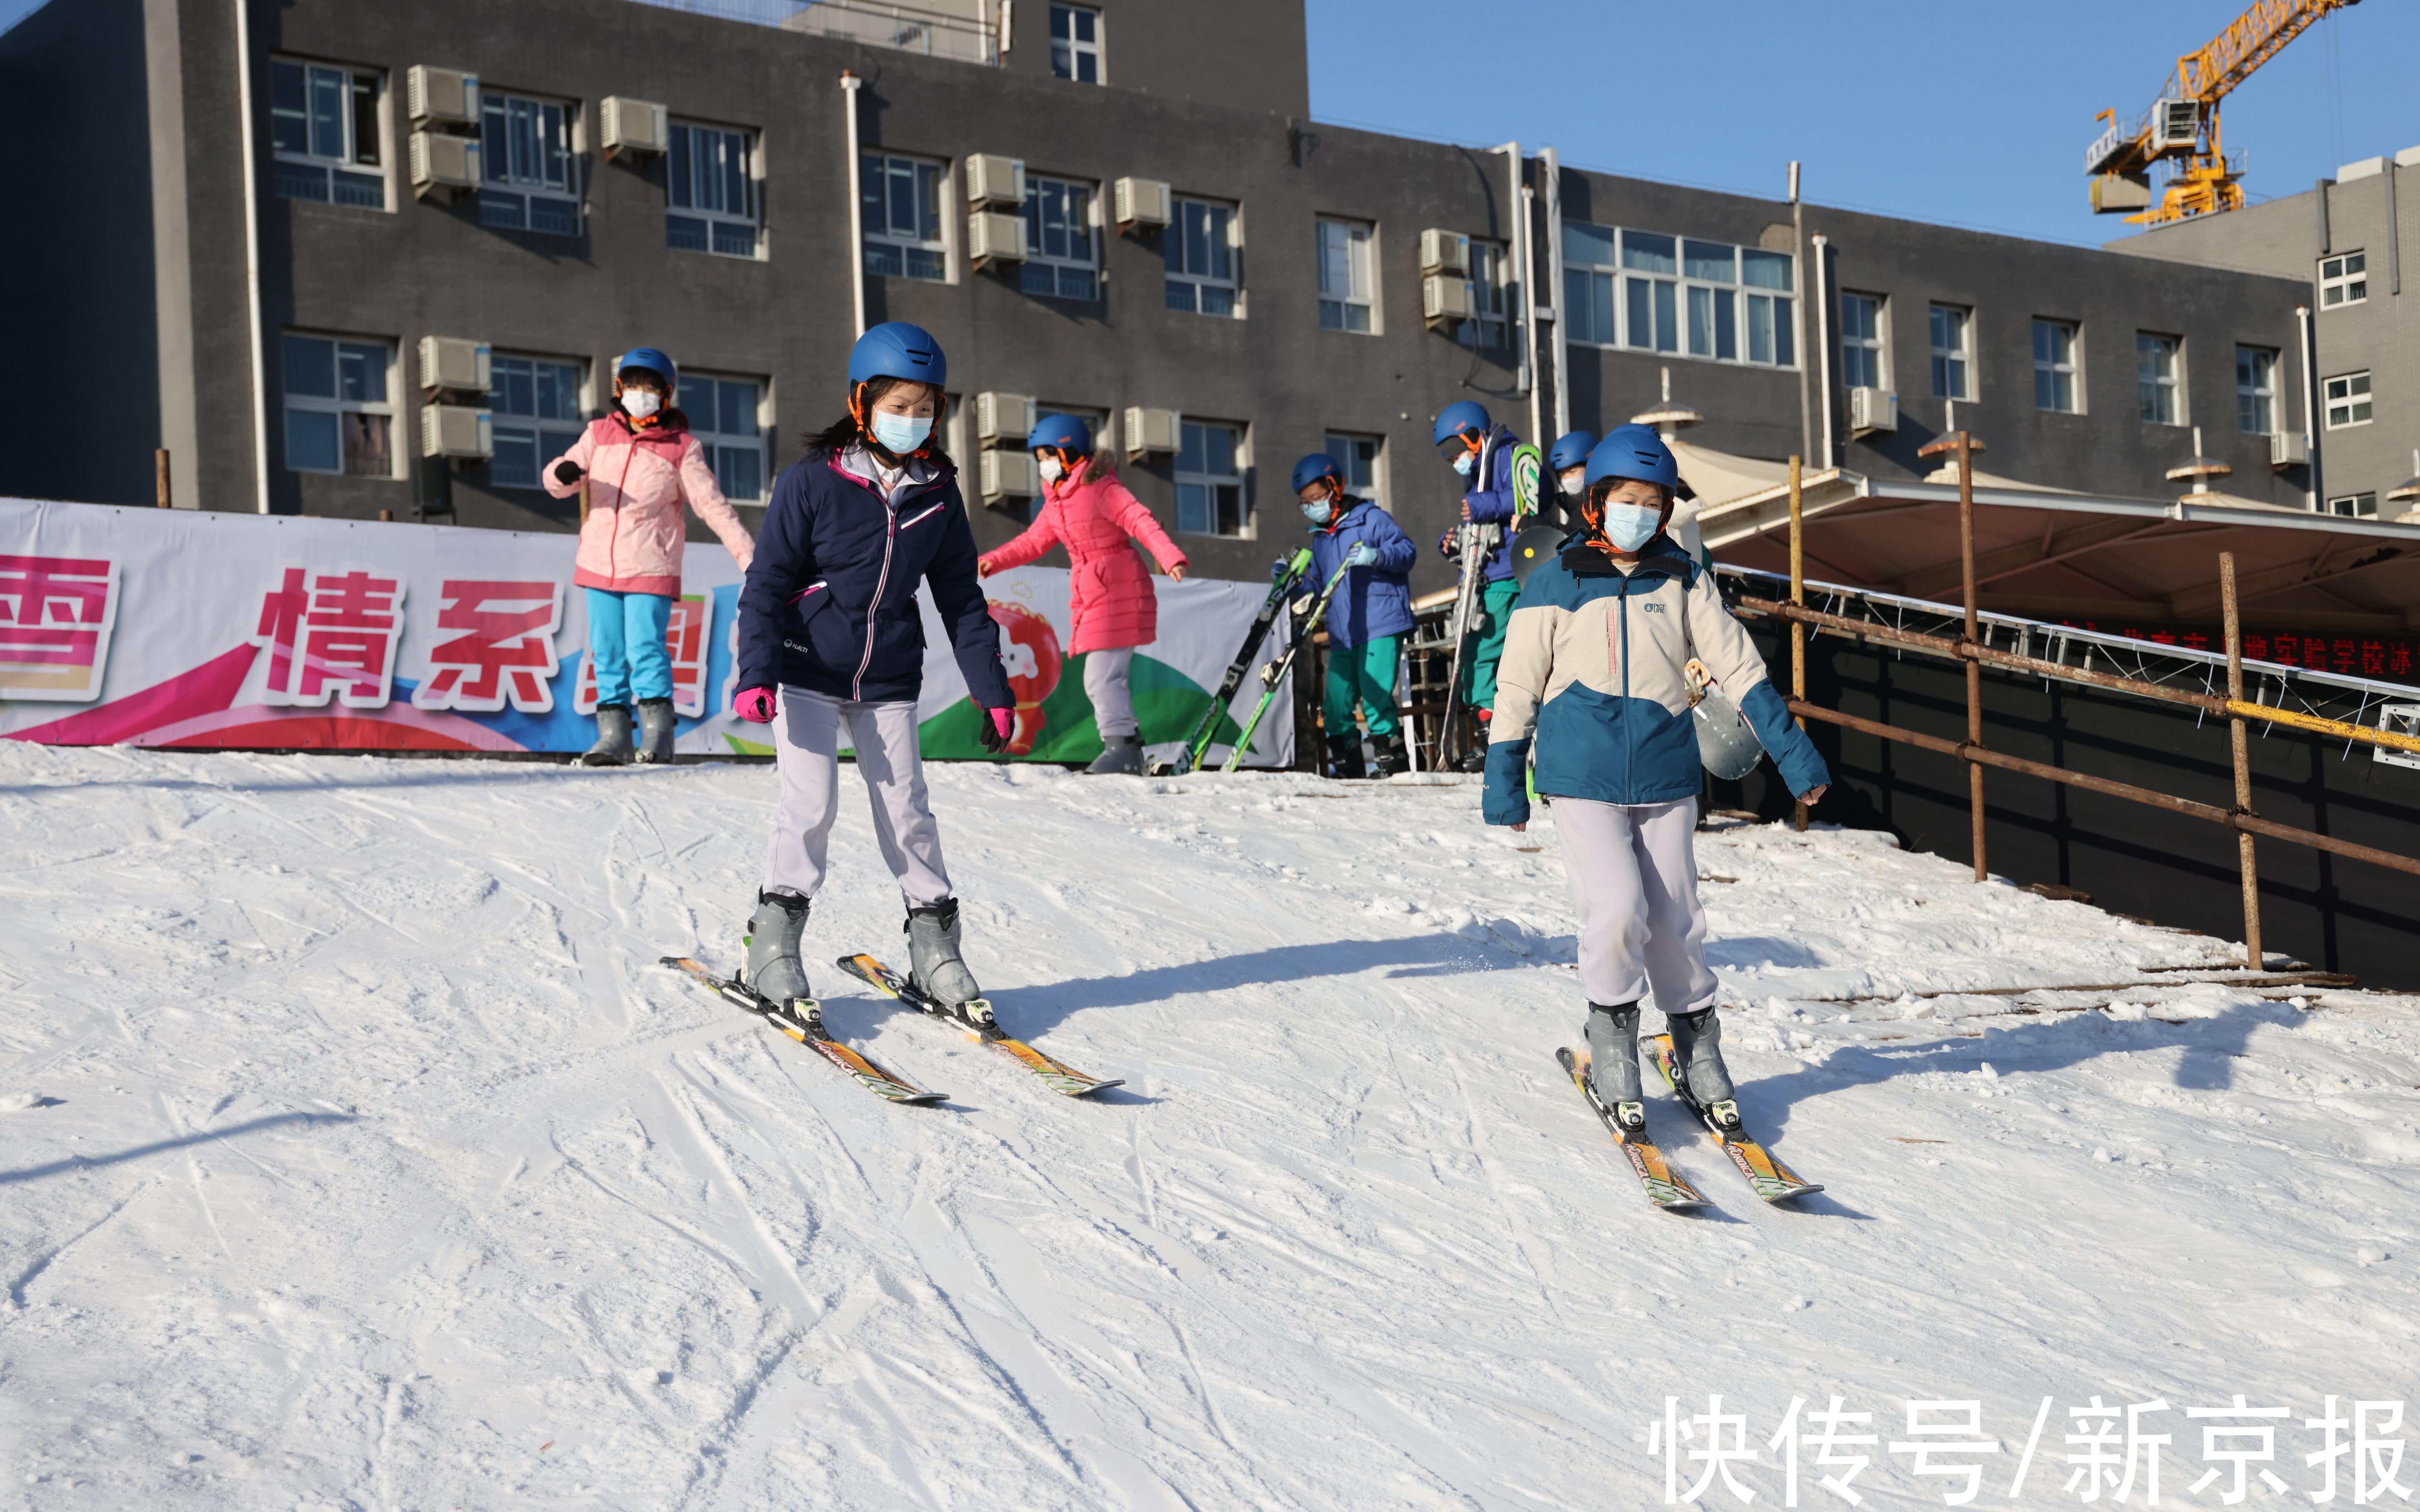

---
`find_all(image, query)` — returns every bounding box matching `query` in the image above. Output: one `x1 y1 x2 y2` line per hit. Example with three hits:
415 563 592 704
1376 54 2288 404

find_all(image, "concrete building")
0 0 2320 596
2112 149 2420 522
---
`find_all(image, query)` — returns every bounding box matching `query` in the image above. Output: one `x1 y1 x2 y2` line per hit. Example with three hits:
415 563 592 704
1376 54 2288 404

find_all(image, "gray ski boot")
581 703 633 766
1085 733 1143 775
744 889 815 1020
1585 1001 1645 1131
634 696 677 764
905 898 990 1023
1667 1006 1738 1119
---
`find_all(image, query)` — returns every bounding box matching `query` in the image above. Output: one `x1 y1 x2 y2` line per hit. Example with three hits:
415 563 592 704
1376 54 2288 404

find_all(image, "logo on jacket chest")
1640 601 1669 613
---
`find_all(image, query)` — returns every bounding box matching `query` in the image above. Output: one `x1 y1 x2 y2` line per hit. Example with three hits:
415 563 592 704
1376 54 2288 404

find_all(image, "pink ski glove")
978 706 1014 754
734 686 777 724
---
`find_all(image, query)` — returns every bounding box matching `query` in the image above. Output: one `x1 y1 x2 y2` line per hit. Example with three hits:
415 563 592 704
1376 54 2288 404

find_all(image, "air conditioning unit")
1113 176 1171 229
1420 229 1469 276
420 404 493 460
406 65 479 127
2270 431 2308 469
600 95 668 157
976 392 1036 445
1422 272 1473 328
979 449 1039 503
2090 174 2152 214
964 153 1026 208
1122 406 1180 459
1848 386 1898 436
968 210 1026 265
416 336 491 394
410 130 480 197
2151 98 2201 152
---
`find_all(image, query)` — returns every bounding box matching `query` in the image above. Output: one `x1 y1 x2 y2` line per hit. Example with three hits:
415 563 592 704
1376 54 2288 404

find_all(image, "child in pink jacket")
546 347 756 764
977 414 1189 773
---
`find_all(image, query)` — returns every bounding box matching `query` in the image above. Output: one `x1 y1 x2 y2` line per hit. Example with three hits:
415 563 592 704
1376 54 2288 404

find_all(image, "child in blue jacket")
1294 452 1417 778
729 323 1015 1021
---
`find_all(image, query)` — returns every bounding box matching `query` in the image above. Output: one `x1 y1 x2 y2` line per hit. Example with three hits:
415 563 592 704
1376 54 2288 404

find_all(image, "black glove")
554 459 583 485
977 706 1012 754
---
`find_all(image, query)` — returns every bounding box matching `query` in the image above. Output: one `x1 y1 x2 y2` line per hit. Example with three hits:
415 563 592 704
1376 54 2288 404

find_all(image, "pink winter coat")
979 462 1189 655
545 412 755 596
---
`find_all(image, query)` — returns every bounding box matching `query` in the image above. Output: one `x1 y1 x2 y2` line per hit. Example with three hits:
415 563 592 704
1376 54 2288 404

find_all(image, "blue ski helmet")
1027 414 1092 454
1431 400 1490 449
615 347 678 396
1583 424 1681 494
1290 452 1344 494
1548 430 1599 475
847 322 947 389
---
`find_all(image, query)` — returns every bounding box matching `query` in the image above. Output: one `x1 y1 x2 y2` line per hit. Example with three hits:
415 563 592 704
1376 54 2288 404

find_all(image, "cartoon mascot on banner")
984 600 1063 756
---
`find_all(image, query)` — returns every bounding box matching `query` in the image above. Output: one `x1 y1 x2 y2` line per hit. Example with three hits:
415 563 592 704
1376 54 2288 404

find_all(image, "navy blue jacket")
736 449 1012 709
1308 498 1418 649
1438 425 1526 583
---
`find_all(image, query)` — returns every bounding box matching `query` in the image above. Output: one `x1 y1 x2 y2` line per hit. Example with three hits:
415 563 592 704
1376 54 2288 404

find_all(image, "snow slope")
1 744 2416 1511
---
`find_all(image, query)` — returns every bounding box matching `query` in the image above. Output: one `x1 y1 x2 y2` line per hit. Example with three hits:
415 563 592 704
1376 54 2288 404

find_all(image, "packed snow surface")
2 744 2417 1510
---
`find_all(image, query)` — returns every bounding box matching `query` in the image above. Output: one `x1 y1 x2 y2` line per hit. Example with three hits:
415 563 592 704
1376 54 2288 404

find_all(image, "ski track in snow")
0 742 2416 1509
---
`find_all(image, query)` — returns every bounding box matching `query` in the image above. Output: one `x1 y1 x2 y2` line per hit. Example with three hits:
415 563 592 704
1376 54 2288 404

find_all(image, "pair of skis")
1221 556 1355 773
659 953 1120 1105
1160 547 1314 776
1558 1033 1821 1210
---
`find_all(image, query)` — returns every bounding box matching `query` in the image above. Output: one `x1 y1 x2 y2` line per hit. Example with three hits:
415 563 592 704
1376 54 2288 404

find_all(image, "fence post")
2220 551 2263 969
1788 454 1806 833
1959 432 1984 881
155 449 172 509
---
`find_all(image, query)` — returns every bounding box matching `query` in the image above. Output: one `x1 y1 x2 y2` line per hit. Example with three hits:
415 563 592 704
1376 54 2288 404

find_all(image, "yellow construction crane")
2086 0 2362 226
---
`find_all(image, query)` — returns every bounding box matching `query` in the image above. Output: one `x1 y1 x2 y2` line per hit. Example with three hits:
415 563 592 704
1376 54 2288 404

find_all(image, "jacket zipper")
853 479 902 700
607 428 639 586
1618 580 1632 797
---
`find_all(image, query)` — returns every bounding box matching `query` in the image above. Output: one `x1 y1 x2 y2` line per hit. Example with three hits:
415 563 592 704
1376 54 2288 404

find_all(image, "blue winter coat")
736 448 1013 709
1438 425 1525 583
1307 497 1417 649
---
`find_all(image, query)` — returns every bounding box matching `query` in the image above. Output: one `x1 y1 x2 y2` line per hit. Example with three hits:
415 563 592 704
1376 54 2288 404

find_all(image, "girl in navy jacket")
730 323 1014 1020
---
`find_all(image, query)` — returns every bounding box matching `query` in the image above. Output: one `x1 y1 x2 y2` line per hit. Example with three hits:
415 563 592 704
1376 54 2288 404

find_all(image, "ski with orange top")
1557 1046 1710 1210
835 953 1123 1098
660 956 945 1105
1649 1033 1823 1203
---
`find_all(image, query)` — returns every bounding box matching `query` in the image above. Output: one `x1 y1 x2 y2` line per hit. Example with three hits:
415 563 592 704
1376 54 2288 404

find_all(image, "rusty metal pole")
1789 455 1807 833
155 448 172 509
2220 551 2263 969
1958 430 1985 882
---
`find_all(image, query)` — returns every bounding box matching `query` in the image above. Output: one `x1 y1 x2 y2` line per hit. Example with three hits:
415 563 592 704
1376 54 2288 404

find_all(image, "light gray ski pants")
762 687 952 907
1084 646 1137 739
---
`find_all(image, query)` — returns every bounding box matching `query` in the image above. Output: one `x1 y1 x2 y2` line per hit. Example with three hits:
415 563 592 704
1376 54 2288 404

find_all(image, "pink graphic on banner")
5 643 258 745
412 579 564 714
574 594 707 718
0 552 121 701
253 566 406 708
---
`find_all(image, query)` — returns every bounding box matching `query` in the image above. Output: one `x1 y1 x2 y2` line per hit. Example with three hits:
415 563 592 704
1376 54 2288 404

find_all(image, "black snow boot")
744 889 814 1018
1086 733 1143 775
582 703 633 766
905 897 989 1019
1325 732 1367 780
1370 732 1409 778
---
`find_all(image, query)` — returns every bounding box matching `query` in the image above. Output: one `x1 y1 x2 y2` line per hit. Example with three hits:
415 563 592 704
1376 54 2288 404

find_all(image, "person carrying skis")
1433 400 1528 771
1481 424 1830 1136
976 414 1190 775
1548 430 1597 521
729 322 1015 1015
546 347 757 766
1295 452 1416 778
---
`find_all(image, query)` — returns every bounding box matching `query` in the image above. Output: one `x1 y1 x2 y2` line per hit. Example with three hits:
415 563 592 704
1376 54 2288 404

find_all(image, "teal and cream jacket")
1480 536 1828 823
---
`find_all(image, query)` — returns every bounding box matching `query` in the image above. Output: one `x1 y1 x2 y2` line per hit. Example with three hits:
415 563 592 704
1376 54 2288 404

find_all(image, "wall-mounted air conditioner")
968 210 1027 265
964 154 1026 208
600 96 669 158
976 392 1036 445
2150 98 2200 153
1422 272 1473 328
410 131 480 198
2270 432 2308 469
979 449 1039 503
2090 174 2152 214
1419 229 1469 276
1113 177 1171 229
1848 386 1897 436
1123 407 1180 459
420 404 493 459
406 65 479 127
416 336 491 394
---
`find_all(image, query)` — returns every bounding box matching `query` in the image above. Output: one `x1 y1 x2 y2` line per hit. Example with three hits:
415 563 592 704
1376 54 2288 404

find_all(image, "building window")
1165 197 1239 316
1740 247 1794 366
2136 334 2180 424
2324 370 2372 429
1563 221 1618 346
1175 421 1247 537
1050 4 1103 82
1930 304 1972 401
2320 252 2367 308
2032 319 2079 413
1317 219 1375 333
1623 229 1679 353
479 92 578 237
1457 240 1513 351
688 376 768 504
1020 176 1098 301
667 122 757 258
487 356 584 489
1324 432 1384 511
862 153 945 282
269 60 383 209
1680 240 1738 360
1841 292 1885 389
282 333 393 477
2236 346 2278 434
2325 491 2378 519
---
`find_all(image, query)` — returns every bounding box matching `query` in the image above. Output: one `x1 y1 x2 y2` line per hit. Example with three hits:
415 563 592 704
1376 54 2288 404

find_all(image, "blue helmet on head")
615 347 678 396
1583 424 1680 494
847 322 947 389
1548 430 1599 475
1431 400 1491 449
1290 452 1343 494
1027 414 1092 454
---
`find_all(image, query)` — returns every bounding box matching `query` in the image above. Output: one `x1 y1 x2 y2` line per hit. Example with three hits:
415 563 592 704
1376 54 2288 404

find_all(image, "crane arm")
2178 0 2358 105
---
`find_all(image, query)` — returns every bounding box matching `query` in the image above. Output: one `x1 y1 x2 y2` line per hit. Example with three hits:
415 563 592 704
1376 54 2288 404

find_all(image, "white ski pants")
762 688 953 907
1084 646 1137 739
1551 796 1718 1014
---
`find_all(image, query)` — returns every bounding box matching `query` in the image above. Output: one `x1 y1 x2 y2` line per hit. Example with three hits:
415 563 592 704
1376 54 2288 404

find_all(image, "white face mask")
1559 468 1586 496
1452 449 1476 477
869 412 932 455
1038 454 1064 484
620 389 662 419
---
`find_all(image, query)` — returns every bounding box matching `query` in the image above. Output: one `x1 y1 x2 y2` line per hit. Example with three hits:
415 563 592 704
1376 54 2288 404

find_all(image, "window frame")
1840 291 1887 390
1323 432 1387 513
1174 419 1251 539
2319 252 2368 309
1929 304 1973 402
667 119 761 259
2324 491 2378 519
2032 318 2080 414
1317 218 1377 334
1019 173 1101 303
2323 370 2373 430
1165 195 1242 317
1050 3 1105 84
684 374 772 506
1457 240 1514 352
861 151 950 284
280 331 399 480
2135 332 2182 425
2236 345 2279 435
268 57 388 211
484 353 588 491
478 88 581 238
1559 220 1792 367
